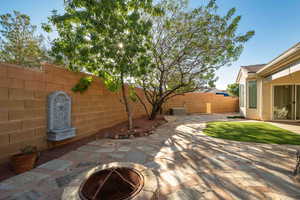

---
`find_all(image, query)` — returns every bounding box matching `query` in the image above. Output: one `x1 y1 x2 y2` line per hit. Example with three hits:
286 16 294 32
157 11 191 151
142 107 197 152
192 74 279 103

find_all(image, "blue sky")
1 0 300 89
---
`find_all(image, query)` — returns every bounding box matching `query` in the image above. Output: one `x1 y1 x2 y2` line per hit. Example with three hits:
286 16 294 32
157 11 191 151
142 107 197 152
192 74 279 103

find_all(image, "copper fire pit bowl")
79 167 143 200
62 162 159 200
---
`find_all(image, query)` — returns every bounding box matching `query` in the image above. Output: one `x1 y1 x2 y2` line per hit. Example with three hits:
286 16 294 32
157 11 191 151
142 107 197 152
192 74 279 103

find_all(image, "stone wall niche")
48 91 76 141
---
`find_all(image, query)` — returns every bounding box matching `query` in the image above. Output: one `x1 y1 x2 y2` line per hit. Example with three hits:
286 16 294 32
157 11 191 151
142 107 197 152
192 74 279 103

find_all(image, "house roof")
257 42 300 76
236 42 300 82
235 64 265 83
241 64 266 73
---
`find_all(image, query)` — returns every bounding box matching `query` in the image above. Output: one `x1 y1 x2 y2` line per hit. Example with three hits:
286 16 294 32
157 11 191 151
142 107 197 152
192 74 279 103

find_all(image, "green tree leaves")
46 0 159 77
72 76 93 93
136 0 254 119
227 83 239 97
0 11 48 68
46 0 160 129
43 0 253 122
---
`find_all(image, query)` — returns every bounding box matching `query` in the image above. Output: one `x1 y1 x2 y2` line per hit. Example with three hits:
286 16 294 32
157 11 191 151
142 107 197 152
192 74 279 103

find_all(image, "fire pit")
62 162 159 200
79 167 143 200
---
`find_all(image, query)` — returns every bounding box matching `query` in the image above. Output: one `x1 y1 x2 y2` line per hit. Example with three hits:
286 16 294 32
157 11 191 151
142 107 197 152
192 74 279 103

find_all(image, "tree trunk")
135 93 150 119
149 101 163 120
120 73 133 130
149 107 158 120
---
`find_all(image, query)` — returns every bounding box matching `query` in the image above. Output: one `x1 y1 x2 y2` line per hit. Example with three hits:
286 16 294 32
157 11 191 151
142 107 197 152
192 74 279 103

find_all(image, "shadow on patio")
1 114 300 199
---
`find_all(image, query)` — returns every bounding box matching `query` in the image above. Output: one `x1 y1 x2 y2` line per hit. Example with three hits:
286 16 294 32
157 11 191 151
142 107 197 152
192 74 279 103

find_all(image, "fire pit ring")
79 167 144 200
62 162 159 200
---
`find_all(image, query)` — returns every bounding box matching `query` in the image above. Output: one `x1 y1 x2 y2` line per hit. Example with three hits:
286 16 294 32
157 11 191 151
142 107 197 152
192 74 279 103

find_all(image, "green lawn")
203 122 300 145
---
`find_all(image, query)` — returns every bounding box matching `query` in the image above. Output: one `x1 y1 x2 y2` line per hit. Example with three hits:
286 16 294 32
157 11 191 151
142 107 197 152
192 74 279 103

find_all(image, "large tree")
136 0 254 119
0 11 47 67
45 0 160 130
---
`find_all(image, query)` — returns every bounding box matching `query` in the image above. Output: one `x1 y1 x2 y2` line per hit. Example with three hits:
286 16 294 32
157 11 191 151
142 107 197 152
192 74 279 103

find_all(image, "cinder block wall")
164 92 239 114
0 63 148 163
0 63 238 163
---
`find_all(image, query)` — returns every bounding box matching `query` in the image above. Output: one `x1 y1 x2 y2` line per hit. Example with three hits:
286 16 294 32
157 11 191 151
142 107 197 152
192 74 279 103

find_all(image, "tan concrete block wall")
164 92 239 114
0 63 238 163
0 63 150 163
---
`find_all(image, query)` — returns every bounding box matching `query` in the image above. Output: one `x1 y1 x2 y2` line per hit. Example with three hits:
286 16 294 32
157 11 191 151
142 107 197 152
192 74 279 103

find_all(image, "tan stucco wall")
245 78 262 120
261 70 300 120
238 69 247 117
237 69 262 120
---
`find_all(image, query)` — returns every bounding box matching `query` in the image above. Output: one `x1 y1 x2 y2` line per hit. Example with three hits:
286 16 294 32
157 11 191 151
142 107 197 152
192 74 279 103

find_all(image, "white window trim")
239 84 245 108
247 80 257 110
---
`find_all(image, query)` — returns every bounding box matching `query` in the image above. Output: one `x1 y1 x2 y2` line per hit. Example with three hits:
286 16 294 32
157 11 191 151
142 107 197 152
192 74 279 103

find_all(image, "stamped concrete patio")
1 114 300 200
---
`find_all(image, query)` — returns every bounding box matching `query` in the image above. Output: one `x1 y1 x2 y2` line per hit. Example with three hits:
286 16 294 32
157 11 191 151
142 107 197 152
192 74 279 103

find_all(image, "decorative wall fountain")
47 91 76 141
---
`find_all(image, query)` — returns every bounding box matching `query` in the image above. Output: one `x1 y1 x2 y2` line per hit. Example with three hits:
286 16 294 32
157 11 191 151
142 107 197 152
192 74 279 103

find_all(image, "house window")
248 80 257 109
239 84 244 107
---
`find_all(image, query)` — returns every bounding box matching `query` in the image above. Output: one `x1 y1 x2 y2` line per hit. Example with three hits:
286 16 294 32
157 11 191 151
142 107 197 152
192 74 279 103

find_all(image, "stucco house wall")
261 70 300 120
245 77 262 120
237 69 262 120
237 42 300 121
237 69 247 116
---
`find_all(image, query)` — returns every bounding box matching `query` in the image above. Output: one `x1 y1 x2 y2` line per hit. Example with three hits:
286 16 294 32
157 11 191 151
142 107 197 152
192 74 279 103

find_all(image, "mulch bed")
97 115 166 139
0 115 166 182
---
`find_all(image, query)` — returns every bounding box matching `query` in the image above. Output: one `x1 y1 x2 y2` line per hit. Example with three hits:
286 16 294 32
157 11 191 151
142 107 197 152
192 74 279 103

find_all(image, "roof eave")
236 68 242 83
257 42 300 76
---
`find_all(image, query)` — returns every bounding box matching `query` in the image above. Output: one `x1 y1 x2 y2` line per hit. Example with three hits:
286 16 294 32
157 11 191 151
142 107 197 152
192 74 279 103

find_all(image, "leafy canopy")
45 0 162 90
45 0 163 129
136 0 254 119
227 83 239 96
0 11 47 67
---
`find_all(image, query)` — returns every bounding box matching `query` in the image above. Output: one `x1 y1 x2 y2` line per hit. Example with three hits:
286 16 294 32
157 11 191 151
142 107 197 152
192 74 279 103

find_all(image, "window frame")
239 84 245 107
248 80 257 109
